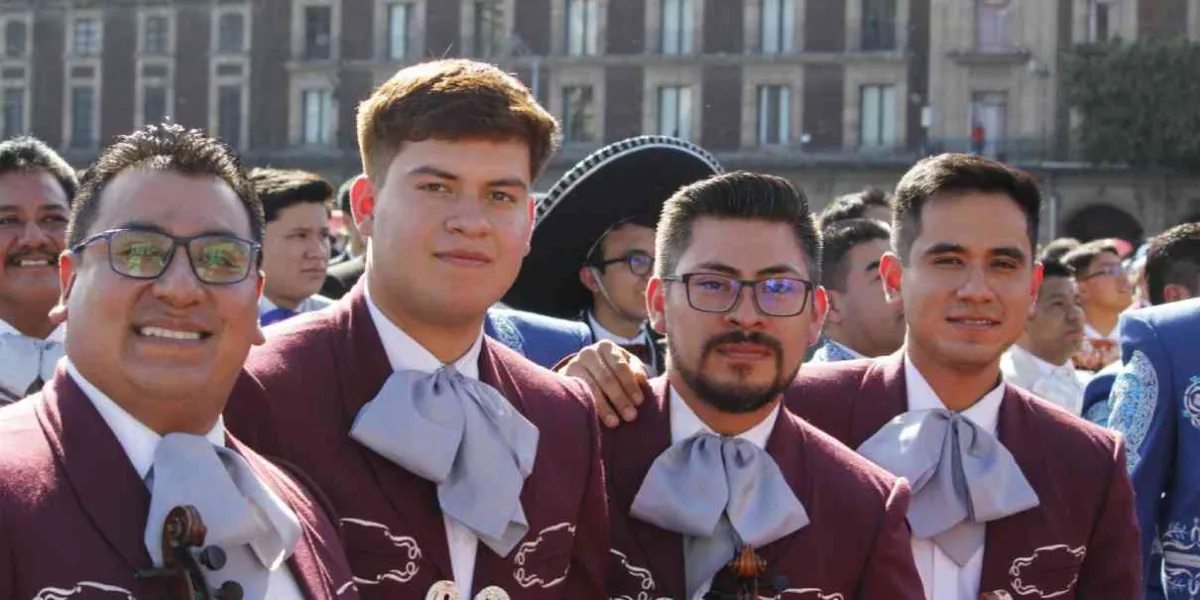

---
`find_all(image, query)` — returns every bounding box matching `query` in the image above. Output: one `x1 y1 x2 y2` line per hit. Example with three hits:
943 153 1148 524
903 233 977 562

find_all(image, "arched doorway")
1063 204 1144 245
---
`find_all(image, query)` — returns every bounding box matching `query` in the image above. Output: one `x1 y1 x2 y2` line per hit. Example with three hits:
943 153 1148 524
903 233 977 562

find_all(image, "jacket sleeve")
1075 438 1143 597
858 478 924 600
565 382 611 599
1107 313 1173 591
1081 366 1118 427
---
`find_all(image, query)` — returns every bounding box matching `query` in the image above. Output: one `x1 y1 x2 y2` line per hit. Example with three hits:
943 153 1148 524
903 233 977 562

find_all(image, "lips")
946 315 1000 329
133 322 212 342
434 250 492 267
715 342 774 360
7 255 58 269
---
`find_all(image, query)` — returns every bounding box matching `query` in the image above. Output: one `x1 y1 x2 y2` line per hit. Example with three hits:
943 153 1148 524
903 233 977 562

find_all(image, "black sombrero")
504 135 724 318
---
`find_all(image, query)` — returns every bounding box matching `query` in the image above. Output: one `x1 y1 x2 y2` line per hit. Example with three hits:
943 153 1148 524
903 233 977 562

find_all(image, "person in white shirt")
0 136 76 403
1063 239 1132 371
0 123 356 598
250 168 335 326
1000 258 1092 414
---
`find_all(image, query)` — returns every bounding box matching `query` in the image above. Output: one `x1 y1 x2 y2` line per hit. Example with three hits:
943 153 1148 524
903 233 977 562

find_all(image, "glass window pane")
218 85 242 148
860 86 881 146
304 6 332 60
2 88 23 137
680 0 694 54
762 0 780 54
562 86 596 143
678 87 693 140
74 18 100 56
143 85 167 124
218 13 245 53
144 16 169 55
389 3 411 60
662 0 680 54
70 86 95 148
5 21 26 58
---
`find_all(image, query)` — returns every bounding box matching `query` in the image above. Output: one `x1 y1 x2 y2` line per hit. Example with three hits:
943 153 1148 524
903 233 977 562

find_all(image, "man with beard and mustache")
602 171 922 600
0 137 77 403
794 154 1139 599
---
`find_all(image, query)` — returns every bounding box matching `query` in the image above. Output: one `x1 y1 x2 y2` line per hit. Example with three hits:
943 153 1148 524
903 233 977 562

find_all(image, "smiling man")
794 154 1139 599
0 137 77 403
0 124 356 598
224 60 608 599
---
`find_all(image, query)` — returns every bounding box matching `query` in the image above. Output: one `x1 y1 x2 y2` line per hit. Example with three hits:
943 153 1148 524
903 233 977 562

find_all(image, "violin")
703 545 787 600
135 505 245 600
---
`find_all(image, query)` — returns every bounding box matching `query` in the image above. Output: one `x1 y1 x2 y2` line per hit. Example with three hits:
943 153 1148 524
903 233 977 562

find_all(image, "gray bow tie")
0 333 64 402
631 433 809 596
145 433 303 598
858 409 1039 565
350 366 540 556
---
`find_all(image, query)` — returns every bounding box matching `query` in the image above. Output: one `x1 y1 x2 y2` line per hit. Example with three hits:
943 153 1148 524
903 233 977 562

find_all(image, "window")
473 0 505 57
862 0 897 50
143 15 169 55
70 85 96 148
72 17 101 56
657 86 693 140
142 84 168 125
217 12 246 53
304 5 332 60
387 3 413 60
859 85 897 148
5 21 26 59
301 88 332 145
970 91 1008 158
566 0 599 56
218 85 243 148
976 0 1012 51
2 88 23 137
1088 0 1116 42
760 0 795 54
562 86 596 143
660 0 694 55
757 85 790 145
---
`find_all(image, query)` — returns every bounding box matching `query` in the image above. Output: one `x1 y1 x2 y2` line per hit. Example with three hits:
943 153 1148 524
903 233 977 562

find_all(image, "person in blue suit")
484 304 591 369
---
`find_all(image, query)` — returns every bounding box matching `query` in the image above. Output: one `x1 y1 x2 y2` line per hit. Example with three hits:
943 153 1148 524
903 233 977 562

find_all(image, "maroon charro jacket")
789 352 1141 599
224 281 609 600
603 377 925 599
0 368 358 599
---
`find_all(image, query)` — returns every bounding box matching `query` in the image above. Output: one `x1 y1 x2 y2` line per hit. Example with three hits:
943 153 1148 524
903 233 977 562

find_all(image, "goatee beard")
669 330 798 414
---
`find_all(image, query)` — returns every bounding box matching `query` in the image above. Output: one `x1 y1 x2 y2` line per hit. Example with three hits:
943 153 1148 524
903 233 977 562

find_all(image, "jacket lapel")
35 367 154 571
756 408 808 566
336 281 455 580
849 350 910 447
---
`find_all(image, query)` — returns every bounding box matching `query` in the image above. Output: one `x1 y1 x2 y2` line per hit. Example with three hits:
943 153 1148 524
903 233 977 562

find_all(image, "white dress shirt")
904 357 1005 600
669 387 780 600
365 286 485 596
587 312 647 346
1000 345 1092 415
0 318 66 403
65 360 305 598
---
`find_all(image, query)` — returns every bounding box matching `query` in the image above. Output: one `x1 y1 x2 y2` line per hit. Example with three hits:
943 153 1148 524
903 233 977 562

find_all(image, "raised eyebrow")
922 242 967 256
757 264 803 277
408 166 459 181
693 261 740 276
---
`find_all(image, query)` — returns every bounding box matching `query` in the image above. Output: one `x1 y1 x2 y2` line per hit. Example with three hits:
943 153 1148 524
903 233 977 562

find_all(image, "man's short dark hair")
657 171 822 284
249 168 333 223
66 123 263 248
1144 222 1200 305
1062 239 1121 280
892 154 1041 263
1038 237 1081 264
1040 259 1074 280
0 136 79 202
820 218 891 291
818 188 891 227
337 175 358 214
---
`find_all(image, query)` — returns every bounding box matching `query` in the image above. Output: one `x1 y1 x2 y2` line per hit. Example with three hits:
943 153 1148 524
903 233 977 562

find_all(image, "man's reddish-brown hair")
356 59 560 184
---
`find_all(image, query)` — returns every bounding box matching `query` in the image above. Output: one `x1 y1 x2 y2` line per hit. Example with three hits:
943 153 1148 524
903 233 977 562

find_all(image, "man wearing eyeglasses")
0 124 356 597
1063 239 1133 372
603 170 922 599
504 136 723 380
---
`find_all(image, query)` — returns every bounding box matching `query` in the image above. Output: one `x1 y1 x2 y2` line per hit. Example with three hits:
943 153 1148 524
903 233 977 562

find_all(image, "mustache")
703 330 783 356
5 248 60 267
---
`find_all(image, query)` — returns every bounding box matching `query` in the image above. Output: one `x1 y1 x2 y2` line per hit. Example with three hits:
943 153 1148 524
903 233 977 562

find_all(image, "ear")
879 252 904 305
808 286 829 345
1163 284 1193 304
524 195 535 257
350 176 377 238
823 288 844 326
1030 261 1045 300
251 269 267 345
579 266 601 293
49 251 75 326
647 277 667 335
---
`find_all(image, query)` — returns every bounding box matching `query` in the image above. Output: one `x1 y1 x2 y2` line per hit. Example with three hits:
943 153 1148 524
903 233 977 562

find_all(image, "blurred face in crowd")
261 202 330 310
57 169 263 434
354 138 533 346
882 192 1042 374
583 223 656 335
1021 275 1086 366
1076 250 1133 315
650 217 826 416
0 171 70 334
825 237 905 357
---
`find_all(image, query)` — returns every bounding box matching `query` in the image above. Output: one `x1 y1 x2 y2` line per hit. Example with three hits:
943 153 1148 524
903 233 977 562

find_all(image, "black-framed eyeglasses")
662 273 814 317
70 228 261 285
589 250 654 277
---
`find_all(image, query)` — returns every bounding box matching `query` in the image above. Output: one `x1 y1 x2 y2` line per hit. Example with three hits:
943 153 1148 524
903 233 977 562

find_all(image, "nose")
304 234 329 260
723 285 766 329
151 247 205 306
17 219 54 249
445 196 493 239
954 264 996 303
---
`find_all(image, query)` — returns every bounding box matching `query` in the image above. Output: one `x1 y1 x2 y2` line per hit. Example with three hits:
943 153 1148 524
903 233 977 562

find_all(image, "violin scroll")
136 505 245 600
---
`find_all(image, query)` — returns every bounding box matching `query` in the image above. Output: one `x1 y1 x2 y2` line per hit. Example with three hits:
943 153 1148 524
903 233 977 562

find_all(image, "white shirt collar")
668 385 779 449
364 284 483 380
1083 322 1120 344
588 312 647 346
0 317 65 342
1010 344 1074 379
904 355 1004 435
66 359 225 480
